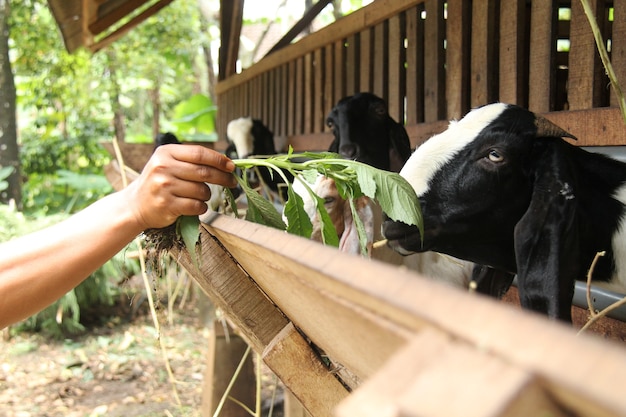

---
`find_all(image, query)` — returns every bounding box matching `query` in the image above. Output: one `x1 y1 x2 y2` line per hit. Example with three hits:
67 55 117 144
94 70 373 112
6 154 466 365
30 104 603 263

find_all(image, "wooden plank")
324 44 334 120
336 329 567 417
387 14 406 123
499 0 526 106
287 61 296 136
262 323 349 417
423 0 445 122
218 0 244 80
280 64 288 140
528 0 556 112
333 39 345 105
373 20 389 99
568 0 606 110
405 5 425 125
543 107 626 146
445 0 471 120
345 33 359 96
359 27 374 92
203 215 416 380
295 57 304 135
264 0 335 57
470 0 498 107
313 49 324 133
196 214 626 416
304 52 314 133
288 132 334 152
170 228 349 417
611 0 626 108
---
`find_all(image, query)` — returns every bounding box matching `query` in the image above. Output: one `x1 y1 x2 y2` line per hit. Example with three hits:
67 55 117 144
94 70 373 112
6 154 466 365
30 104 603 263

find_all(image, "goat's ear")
388 120 413 173
513 141 579 322
534 115 577 140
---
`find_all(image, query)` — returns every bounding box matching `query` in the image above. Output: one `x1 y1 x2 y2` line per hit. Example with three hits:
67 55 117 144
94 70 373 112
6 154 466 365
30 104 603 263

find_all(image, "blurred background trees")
0 0 365 336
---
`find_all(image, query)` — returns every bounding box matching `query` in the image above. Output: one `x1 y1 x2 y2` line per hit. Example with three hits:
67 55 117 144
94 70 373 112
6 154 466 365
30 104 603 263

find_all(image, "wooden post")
201 320 256 417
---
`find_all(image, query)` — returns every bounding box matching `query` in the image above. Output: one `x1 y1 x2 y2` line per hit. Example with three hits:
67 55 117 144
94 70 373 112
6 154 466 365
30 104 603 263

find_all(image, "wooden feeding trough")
168 214 626 417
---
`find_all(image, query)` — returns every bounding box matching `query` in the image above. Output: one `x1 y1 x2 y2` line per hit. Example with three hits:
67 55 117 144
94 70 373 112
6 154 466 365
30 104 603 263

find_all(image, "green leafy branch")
177 149 423 263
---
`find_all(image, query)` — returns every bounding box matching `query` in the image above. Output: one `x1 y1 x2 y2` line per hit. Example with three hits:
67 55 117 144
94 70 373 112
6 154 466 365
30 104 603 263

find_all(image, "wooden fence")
171 215 626 417
190 1 626 415
215 0 626 151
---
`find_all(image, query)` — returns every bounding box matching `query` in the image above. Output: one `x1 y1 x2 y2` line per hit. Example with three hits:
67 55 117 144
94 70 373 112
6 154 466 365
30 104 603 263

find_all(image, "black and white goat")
226 117 291 201
382 102 626 322
326 92 413 172
288 93 478 288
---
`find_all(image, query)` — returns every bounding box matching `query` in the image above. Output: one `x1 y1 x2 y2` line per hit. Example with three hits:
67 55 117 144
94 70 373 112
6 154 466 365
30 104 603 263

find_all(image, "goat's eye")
326 119 334 128
487 150 504 162
324 196 336 205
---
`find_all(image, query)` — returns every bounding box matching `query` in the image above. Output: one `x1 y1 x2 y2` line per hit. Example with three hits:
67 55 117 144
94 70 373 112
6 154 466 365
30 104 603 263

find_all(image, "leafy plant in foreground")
178 149 423 264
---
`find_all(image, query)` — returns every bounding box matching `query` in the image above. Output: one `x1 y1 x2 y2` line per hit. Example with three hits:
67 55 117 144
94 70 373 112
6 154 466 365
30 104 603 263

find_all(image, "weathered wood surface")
215 0 626 154
173 213 626 417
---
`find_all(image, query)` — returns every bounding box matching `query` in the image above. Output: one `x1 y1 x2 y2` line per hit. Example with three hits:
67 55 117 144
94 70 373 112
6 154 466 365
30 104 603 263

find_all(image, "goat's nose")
339 144 358 159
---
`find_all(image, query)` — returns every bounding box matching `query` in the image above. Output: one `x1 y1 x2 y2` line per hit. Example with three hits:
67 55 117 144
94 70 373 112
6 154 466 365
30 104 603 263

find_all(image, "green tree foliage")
6 0 210 335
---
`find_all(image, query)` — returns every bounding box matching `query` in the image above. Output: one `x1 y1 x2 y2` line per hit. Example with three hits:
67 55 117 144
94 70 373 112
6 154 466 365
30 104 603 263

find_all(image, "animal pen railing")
215 0 626 151
177 0 626 416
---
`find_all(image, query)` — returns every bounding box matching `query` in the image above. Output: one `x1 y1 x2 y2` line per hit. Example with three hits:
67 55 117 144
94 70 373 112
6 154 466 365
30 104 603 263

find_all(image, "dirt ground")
0 294 286 417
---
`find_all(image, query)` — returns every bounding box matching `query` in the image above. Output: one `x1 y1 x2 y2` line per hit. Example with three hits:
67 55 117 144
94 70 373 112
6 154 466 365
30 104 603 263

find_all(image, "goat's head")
382 103 580 319
326 92 412 172
227 117 279 191
293 175 375 255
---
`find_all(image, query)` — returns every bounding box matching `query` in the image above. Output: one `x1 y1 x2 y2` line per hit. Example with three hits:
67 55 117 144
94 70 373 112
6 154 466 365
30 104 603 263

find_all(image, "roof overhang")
47 0 175 53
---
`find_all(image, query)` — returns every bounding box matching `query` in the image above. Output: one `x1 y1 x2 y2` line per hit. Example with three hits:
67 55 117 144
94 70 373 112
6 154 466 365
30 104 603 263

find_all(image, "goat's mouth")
381 220 429 255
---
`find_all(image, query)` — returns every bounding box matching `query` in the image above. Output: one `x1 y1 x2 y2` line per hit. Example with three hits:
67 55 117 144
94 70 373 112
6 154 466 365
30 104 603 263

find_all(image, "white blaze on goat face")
400 103 509 196
227 117 254 157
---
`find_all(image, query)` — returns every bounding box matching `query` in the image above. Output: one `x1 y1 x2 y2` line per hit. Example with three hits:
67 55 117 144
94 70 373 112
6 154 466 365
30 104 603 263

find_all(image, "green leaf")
284 185 313 238
177 215 201 269
313 194 340 247
224 187 239 218
0 166 14 181
348 198 369 256
238 179 287 230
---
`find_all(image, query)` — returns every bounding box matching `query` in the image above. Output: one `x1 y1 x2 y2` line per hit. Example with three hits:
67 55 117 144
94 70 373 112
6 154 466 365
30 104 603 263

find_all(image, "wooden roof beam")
88 0 175 53
265 0 334 57
88 0 152 36
219 0 245 80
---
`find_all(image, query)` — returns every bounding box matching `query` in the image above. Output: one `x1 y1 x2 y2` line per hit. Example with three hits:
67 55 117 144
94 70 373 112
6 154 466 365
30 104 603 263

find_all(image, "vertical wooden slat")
345 34 360 96
568 0 606 110
611 0 626 108
406 5 425 125
388 14 406 123
313 48 325 133
446 0 471 120
424 0 446 122
280 64 288 141
360 27 374 93
334 39 346 104
295 57 304 135
499 0 526 106
304 52 313 133
274 66 282 140
373 20 389 100
261 72 269 123
287 61 296 136
528 1 556 112
269 68 276 129
470 0 499 107
324 43 335 119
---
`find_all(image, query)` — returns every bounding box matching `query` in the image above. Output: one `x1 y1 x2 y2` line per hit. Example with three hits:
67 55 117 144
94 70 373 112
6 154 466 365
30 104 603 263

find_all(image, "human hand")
125 144 237 230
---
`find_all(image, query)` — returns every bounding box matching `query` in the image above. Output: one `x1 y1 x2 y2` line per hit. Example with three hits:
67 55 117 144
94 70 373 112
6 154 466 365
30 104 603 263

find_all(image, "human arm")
0 145 237 329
